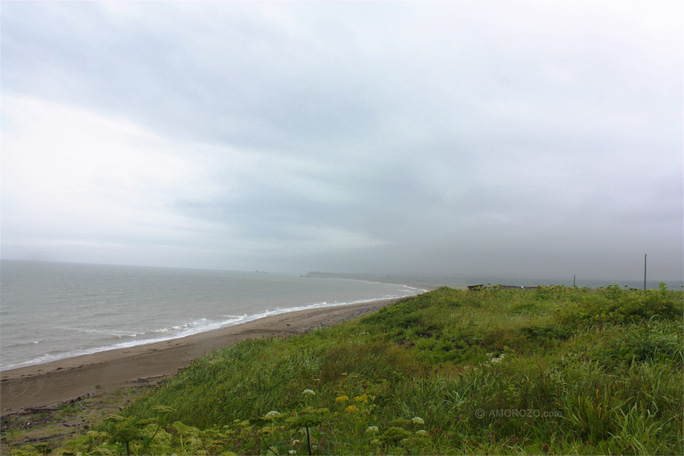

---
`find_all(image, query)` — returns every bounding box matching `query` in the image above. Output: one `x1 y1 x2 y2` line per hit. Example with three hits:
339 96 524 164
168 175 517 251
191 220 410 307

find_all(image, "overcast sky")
1 1 682 281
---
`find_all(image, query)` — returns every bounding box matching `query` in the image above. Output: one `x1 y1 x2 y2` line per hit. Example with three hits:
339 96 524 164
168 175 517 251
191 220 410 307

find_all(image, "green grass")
14 284 683 455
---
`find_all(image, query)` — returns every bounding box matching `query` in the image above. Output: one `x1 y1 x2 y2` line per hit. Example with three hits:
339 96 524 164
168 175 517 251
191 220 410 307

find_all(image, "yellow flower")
344 405 359 413
353 394 369 403
335 395 349 403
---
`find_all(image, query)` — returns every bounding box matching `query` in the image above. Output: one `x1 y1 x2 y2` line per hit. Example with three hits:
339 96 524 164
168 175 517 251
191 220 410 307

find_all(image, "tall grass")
15 285 682 455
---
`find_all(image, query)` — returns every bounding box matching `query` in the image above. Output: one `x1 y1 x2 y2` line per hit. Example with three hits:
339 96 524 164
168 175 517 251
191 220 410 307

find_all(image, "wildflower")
335 395 349 403
491 353 505 363
380 427 412 445
366 426 379 433
416 430 429 437
291 439 300 445
353 394 369 403
412 416 425 425
345 405 359 413
289 451 297 455
302 389 316 396
264 411 281 419
341 372 348 377
370 439 381 446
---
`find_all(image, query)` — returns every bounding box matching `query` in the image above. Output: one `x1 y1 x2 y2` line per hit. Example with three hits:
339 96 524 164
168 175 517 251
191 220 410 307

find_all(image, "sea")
0 260 423 372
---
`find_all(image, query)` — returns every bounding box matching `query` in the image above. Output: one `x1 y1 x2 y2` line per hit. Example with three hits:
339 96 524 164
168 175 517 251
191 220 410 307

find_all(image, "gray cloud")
1 1 682 282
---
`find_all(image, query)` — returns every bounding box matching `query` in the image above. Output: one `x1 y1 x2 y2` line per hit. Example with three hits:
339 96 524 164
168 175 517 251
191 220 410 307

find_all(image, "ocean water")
0 261 422 371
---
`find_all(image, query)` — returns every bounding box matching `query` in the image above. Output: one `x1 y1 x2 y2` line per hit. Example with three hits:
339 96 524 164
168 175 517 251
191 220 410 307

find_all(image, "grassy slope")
18 285 683 455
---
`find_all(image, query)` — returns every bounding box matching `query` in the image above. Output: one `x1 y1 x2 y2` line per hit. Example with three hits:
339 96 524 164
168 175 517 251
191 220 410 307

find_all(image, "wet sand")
1 298 402 414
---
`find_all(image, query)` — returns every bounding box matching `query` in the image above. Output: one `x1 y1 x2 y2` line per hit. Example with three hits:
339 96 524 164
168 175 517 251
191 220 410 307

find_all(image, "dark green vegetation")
13 285 683 455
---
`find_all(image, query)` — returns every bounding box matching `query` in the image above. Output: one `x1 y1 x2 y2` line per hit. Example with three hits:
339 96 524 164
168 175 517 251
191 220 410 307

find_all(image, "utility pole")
643 253 647 291
573 274 576 287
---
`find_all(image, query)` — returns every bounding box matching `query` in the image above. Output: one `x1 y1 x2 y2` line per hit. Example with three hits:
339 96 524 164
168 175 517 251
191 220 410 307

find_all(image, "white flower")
491 353 505 363
412 416 425 425
366 426 379 433
302 389 316 396
289 451 297 455
264 410 281 419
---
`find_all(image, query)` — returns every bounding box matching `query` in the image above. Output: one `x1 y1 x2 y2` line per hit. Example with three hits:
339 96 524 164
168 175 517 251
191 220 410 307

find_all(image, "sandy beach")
1 298 401 414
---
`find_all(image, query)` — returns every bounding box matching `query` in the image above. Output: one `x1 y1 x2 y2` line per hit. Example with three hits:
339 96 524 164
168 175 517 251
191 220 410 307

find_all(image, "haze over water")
0 261 421 371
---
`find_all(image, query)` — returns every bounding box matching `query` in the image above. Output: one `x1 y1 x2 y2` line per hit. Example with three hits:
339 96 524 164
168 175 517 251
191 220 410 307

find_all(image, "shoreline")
0 297 406 414
1 290 423 373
